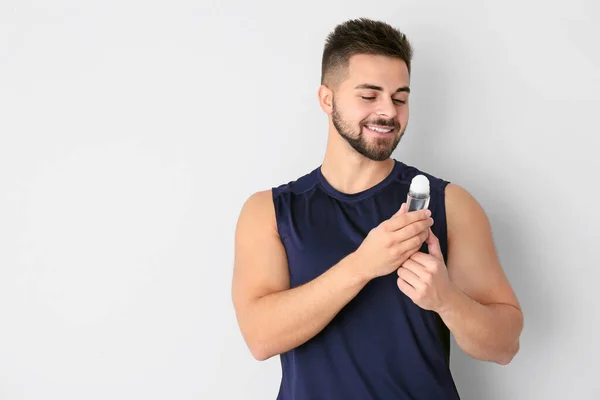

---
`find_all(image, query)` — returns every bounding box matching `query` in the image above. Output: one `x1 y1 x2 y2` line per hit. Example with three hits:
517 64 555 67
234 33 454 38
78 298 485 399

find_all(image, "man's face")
330 54 410 161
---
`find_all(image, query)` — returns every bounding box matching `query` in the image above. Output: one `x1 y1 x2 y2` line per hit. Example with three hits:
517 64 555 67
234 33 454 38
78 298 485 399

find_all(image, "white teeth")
367 126 393 133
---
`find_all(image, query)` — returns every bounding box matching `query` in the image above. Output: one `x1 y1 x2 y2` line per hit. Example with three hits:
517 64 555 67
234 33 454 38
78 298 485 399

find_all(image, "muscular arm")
438 184 524 364
231 190 369 361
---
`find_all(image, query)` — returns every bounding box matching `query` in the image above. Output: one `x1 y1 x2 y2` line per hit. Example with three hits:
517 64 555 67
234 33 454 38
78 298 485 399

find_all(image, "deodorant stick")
406 175 430 212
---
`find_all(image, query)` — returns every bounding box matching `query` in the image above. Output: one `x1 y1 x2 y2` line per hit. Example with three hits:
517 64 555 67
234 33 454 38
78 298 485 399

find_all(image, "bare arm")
231 190 369 361
438 184 524 365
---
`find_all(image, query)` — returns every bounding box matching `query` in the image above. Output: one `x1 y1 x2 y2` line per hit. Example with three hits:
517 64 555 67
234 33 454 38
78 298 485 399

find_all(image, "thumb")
426 228 444 261
394 202 407 216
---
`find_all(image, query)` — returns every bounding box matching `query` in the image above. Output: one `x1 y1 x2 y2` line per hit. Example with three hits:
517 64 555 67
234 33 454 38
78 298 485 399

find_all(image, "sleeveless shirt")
271 159 460 400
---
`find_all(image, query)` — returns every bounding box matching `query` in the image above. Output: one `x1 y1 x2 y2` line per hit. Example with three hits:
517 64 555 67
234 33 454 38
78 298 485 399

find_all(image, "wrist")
345 251 373 286
436 282 462 317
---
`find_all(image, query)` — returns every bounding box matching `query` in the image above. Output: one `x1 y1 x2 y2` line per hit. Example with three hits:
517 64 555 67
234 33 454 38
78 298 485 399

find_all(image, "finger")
390 218 433 243
409 251 432 265
389 228 429 260
380 203 407 231
397 267 422 291
386 208 431 232
397 276 417 299
426 228 444 261
399 258 428 280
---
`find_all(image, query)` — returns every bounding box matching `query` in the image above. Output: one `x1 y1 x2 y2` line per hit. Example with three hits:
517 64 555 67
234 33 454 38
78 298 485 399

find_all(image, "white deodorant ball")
409 174 430 195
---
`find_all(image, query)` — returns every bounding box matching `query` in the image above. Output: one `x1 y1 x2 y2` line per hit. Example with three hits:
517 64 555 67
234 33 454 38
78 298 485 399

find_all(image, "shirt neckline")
316 159 402 202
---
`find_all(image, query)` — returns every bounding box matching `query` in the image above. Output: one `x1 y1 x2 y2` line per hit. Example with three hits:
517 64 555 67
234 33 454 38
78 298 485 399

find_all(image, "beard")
331 98 404 161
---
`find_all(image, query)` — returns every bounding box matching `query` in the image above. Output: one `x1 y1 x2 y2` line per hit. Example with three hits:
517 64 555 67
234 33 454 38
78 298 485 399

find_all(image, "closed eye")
361 96 406 105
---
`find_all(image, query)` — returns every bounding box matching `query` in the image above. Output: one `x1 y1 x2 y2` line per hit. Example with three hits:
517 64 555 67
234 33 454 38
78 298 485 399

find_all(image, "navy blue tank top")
271 159 460 400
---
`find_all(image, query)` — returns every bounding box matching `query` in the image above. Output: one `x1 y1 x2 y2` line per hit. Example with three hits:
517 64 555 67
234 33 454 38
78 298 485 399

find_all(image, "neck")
320 128 396 195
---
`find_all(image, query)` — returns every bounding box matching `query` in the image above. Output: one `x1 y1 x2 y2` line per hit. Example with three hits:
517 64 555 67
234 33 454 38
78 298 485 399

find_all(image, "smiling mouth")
364 125 395 135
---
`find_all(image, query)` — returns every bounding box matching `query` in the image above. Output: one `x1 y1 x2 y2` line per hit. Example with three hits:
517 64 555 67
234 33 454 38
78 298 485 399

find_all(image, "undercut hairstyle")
321 18 414 87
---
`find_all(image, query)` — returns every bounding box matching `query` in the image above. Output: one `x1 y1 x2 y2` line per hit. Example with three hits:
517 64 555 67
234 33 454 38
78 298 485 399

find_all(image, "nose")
376 97 398 120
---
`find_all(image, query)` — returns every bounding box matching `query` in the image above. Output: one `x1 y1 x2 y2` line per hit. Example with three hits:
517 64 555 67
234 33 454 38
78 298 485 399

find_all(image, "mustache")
361 119 400 130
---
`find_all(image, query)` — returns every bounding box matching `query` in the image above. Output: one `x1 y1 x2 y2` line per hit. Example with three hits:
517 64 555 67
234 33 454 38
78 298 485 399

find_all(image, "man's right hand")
353 203 433 280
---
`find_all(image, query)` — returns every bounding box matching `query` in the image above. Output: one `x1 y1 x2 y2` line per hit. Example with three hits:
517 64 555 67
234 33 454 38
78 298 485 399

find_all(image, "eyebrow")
354 84 411 94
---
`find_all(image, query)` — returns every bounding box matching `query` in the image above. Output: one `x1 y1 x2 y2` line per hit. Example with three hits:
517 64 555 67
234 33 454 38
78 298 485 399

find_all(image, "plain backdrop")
1 0 599 399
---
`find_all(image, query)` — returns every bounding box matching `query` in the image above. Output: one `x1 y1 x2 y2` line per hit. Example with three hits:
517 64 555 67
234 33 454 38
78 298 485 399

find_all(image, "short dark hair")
321 18 413 87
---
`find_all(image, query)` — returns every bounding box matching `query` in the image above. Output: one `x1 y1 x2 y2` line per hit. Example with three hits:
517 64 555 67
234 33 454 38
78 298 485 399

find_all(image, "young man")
232 18 523 399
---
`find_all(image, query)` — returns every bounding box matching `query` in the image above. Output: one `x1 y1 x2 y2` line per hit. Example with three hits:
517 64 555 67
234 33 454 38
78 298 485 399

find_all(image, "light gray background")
1 1 598 399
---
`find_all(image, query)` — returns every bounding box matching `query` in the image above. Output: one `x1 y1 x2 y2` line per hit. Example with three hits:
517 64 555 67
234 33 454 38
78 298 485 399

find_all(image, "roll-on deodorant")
406 175 430 212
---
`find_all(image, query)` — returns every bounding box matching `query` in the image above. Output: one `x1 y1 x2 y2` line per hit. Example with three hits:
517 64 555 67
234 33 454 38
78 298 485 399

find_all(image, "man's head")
318 18 413 161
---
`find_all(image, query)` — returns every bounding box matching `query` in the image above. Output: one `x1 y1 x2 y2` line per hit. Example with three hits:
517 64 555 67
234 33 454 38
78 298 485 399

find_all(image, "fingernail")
425 210 431 217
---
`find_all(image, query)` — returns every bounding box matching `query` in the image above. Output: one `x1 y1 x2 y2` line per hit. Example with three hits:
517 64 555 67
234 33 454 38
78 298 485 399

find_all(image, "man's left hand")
397 227 455 313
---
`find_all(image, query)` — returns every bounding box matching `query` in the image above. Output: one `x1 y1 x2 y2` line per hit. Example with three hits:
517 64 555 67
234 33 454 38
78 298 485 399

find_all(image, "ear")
318 84 333 115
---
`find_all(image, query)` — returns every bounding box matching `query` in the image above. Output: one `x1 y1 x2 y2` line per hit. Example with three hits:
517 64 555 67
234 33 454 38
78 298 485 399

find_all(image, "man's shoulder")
444 182 485 223
237 190 274 225
272 166 321 198
237 166 320 229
